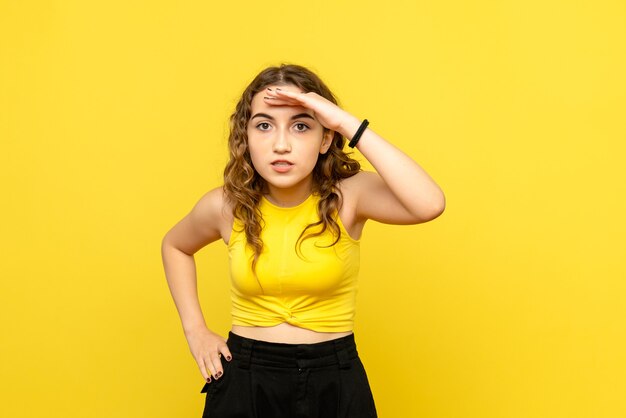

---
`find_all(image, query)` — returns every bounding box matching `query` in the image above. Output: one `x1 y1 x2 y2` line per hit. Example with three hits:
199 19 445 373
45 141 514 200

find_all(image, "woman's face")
246 84 332 200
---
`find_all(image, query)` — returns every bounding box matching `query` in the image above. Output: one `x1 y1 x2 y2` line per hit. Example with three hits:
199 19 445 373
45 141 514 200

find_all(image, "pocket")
199 358 233 394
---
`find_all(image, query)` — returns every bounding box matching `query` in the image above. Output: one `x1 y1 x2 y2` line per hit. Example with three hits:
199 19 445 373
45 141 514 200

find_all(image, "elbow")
161 231 172 250
161 234 171 257
415 192 446 223
434 191 446 217
431 196 446 220
161 232 180 256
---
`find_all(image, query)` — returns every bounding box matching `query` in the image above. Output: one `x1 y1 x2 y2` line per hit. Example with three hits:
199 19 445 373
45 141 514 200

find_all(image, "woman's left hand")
264 87 357 135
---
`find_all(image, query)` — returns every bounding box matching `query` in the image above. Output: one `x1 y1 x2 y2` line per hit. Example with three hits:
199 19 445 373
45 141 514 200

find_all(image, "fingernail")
226 356 232 361
206 377 211 383
216 371 222 378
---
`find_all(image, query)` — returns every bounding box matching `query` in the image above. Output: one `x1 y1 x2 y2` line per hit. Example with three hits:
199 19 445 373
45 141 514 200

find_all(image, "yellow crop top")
227 193 360 332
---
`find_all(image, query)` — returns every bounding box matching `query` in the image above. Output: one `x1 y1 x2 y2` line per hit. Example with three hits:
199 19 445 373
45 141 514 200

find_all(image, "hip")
200 331 378 417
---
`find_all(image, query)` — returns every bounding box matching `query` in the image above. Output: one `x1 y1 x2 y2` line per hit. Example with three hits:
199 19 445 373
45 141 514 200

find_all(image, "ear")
319 130 334 154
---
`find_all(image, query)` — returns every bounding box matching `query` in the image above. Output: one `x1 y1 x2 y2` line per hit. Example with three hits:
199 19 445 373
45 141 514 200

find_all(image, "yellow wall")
1 1 625 417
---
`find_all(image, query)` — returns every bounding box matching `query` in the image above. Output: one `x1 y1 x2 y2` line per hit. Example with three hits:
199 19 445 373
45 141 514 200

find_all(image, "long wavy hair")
223 64 361 274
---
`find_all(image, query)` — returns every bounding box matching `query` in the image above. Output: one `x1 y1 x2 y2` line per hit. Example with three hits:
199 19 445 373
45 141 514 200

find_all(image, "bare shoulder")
190 186 234 231
336 171 381 208
338 170 379 190
162 186 234 255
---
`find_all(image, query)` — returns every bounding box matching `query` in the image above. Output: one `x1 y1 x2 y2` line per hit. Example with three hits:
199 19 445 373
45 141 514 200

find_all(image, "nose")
272 128 291 153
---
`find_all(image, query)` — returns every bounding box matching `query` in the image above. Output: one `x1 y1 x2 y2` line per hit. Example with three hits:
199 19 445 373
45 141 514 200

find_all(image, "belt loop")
333 339 352 370
238 337 253 370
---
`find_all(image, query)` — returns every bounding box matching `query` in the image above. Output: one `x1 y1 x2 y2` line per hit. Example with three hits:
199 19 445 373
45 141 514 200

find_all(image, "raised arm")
161 186 233 383
266 88 445 225
336 116 445 225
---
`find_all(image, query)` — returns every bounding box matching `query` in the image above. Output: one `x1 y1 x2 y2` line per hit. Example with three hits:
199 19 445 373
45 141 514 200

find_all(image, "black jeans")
200 331 378 418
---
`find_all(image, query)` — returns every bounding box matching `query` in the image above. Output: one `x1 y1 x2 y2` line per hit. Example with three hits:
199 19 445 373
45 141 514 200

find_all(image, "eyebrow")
250 112 315 121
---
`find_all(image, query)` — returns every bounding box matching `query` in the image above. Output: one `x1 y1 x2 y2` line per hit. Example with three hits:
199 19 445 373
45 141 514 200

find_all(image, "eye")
256 122 271 131
294 123 309 132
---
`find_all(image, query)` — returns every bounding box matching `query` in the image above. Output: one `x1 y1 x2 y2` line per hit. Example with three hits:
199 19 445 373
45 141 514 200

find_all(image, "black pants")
200 331 378 418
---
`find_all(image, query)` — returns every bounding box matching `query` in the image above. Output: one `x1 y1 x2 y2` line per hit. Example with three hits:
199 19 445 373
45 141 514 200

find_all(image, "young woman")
161 64 445 418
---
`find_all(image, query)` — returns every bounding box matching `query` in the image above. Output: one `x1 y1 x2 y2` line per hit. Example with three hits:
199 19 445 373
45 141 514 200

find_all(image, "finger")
266 88 304 102
263 96 299 106
198 358 212 383
267 86 298 95
210 352 224 379
274 89 307 103
274 88 298 97
277 88 322 101
220 344 233 362
204 354 218 380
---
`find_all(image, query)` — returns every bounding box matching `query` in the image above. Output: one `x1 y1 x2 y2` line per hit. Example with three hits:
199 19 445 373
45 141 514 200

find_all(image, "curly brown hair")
223 64 361 273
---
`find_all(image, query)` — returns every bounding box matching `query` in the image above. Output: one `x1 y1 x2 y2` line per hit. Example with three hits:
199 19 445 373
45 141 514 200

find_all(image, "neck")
265 180 314 208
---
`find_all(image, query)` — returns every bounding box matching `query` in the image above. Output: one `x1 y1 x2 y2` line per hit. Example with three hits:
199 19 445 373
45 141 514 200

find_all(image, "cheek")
247 146 263 169
246 136 261 158
302 147 322 170
306 140 325 158
246 143 270 176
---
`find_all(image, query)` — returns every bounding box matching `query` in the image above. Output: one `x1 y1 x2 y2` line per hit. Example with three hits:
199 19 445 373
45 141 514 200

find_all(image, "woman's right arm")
160 186 232 383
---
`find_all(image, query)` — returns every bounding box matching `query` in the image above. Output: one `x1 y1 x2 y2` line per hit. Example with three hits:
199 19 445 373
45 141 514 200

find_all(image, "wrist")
338 115 362 139
183 322 209 336
347 119 370 148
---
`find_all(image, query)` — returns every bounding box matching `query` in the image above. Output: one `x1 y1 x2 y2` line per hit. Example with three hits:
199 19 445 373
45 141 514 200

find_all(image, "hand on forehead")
266 84 301 94
251 84 315 117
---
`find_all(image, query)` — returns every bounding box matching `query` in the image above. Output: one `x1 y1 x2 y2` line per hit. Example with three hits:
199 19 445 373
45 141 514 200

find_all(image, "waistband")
226 331 358 370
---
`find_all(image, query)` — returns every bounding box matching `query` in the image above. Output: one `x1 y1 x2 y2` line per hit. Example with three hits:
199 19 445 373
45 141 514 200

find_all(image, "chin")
267 176 311 190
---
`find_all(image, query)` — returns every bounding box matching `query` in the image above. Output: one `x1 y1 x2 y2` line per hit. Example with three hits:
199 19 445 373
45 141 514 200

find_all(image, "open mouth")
271 160 294 172
271 160 293 166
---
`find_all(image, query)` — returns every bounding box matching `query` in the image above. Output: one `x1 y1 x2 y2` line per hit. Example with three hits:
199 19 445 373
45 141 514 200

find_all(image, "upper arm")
161 187 232 255
343 171 443 225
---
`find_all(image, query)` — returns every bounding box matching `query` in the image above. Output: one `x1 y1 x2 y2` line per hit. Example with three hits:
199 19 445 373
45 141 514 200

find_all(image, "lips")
271 159 294 173
271 159 293 166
